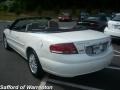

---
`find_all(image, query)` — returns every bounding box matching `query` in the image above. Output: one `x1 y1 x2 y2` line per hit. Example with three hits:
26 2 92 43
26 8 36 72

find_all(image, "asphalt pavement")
0 21 120 90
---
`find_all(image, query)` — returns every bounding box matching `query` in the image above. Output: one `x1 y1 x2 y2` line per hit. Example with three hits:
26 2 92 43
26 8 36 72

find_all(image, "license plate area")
86 42 108 56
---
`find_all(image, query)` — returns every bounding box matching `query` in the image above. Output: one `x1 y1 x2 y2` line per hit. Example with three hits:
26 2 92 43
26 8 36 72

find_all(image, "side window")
11 20 28 32
26 20 48 31
38 20 48 28
48 21 59 29
27 23 45 31
49 21 58 27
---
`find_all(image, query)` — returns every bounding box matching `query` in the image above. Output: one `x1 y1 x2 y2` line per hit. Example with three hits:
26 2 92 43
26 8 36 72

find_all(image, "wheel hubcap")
29 54 37 74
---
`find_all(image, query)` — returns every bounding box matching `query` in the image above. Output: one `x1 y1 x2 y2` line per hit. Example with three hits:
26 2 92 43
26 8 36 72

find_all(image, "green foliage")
0 0 120 15
0 4 8 11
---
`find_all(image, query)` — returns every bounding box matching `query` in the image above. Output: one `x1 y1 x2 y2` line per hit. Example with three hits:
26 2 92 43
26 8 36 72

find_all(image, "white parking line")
114 55 120 57
38 74 49 90
107 66 120 70
113 50 120 57
48 79 103 90
114 50 120 54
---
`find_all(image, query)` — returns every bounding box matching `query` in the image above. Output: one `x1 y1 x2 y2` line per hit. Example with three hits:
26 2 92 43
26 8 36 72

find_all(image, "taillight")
50 43 78 54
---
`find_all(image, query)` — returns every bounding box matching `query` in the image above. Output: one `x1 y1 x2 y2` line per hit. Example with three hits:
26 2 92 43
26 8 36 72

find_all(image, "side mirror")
5 25 10 29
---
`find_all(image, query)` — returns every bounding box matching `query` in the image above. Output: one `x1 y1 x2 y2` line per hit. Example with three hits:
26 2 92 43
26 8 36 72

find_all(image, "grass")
0 11 58 21
0 12 17 20
0 10 80 20
0 12 42 21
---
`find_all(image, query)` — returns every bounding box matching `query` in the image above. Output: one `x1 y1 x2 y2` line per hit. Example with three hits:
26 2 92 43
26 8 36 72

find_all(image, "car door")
8 20 27 56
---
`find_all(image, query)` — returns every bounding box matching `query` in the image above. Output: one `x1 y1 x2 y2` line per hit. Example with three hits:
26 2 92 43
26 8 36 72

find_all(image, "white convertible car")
3 17 113 78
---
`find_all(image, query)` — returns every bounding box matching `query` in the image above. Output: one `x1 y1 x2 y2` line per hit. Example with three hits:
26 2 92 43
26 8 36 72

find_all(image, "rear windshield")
112 15 120 21
86 16 100 20
86 16 107 21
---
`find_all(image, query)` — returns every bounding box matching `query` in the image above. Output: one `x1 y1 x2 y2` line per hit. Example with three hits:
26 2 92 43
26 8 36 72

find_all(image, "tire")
28 49 45 78
3 35 11 50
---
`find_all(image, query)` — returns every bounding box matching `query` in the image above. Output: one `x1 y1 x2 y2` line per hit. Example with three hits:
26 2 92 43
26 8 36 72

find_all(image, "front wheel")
28 50 45 78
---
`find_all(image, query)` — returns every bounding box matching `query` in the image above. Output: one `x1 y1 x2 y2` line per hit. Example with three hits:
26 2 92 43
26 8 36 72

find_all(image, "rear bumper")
39 47 113 77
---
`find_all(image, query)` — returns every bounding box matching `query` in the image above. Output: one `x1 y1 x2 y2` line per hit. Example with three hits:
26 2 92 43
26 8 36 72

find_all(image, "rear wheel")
28 50 45 78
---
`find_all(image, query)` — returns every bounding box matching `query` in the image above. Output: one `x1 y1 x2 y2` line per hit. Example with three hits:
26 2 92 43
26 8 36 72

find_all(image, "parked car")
104 13 120 41
3 17 113 78
78 11 89 22
77 15 108 32
58 12 72 22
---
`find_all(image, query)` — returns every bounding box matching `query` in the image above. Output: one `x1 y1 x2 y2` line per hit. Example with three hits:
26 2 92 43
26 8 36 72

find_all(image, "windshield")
85 15 107 21
112 15 120 21
27 22 87 33
63 12 69 15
